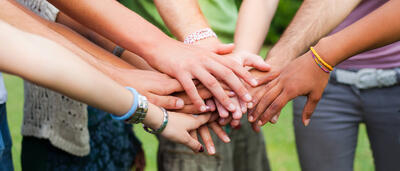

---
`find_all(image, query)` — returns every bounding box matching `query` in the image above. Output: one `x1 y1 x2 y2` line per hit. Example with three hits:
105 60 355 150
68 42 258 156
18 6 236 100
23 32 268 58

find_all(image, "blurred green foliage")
266 0 302 44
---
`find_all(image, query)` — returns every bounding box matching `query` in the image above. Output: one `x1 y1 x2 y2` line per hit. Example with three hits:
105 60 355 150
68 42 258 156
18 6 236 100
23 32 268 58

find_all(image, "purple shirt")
330 0 400 69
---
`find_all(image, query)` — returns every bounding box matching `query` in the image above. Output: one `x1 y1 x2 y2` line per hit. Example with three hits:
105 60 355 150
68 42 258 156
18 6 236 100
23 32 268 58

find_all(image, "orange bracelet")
310 47 334 71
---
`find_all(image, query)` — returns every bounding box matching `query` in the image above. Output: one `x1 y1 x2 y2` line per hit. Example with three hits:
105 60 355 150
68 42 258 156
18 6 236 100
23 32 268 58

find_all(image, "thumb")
182 133 204 153
243 53 271 71
189 113 211 129
213 43 235 55
147 94 184 110
301 94 320 126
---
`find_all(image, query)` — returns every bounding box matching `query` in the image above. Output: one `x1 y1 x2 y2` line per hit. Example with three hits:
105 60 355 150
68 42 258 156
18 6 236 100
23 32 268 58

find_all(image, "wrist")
142 103 164 129
313 36 344 67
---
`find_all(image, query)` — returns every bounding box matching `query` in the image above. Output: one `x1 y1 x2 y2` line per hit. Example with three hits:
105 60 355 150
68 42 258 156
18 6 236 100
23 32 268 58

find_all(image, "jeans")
0 103 13 171
293 79 400 171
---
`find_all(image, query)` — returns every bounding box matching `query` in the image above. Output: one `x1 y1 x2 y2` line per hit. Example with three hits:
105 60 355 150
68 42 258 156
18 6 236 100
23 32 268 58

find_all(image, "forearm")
0 21 132 116
234 0 278 54
47 0 173 62
267 0 361 65
314 0 400 66
56 12 154 70
154 0 210 41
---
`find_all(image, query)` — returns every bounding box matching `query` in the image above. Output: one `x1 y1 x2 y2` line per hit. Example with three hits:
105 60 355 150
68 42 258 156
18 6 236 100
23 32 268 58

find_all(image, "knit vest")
17 0 90 156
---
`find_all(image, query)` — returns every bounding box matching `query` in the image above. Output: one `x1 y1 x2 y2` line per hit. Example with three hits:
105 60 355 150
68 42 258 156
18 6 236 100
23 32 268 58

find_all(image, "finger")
206 99 216 112
189 113 212 129
163 79 185 94
256 72 280 85
175 87 213 105
182 133 204 153
206 61 253 104
270 111 281 124
259 92 289 126
239 99 247 114
177 74 207 112
193 67 235 112
249 82 282 123
215 99 229 118
251 122 261 132
218 116 233 126
230 119 241 128
215 56 259 87
209 113 219 122
190 130 198 141
230 96 242 120
199 125 216 155
243 53 271 71
147 94 184 110
214 43 235 55
302 94 320 126
209 122 231 143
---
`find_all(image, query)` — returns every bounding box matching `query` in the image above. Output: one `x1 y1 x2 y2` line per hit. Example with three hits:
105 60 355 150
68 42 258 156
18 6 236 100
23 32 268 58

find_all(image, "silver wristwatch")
125 94 148 124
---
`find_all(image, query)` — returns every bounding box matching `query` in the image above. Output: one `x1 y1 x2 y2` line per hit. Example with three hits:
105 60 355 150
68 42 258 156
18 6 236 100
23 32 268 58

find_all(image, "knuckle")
205 79 219 88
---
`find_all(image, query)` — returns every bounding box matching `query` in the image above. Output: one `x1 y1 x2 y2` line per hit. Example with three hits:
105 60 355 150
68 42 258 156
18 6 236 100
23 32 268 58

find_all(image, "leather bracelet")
143 106 168 134
112 45 125 58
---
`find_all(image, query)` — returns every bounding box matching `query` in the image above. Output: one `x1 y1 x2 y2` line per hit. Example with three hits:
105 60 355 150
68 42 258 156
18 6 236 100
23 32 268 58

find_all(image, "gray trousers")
157 117 270 171
293 78 400 171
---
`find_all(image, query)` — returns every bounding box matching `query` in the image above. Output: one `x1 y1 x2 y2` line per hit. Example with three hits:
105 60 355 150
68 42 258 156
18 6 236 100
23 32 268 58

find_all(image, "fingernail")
219 118 226 123
304 119 310 127
244 93 252 101
228 103 236 111
206 106 211 111
248 116 254 122
229 91 235 96
247 102 254 109
208 146 216 154
251 79 258 86
271 115 278 124
241 106 247 113
199 146 204 152
224 136 231 143
200 106 207 112
258 120 263 126
176 99 184 108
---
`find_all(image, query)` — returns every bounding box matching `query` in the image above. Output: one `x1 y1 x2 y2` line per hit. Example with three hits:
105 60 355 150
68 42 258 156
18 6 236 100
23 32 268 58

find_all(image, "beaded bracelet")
143 106 169 134
111 87 139 120
310 47 333 71
311 51 330 73
183 28 217 44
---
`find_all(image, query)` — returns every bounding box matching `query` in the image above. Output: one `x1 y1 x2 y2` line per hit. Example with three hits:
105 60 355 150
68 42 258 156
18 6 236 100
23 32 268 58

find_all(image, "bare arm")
48 0 259 112
234 0 279 54
252 0 400 126
266 0 361 66
56 12 155 70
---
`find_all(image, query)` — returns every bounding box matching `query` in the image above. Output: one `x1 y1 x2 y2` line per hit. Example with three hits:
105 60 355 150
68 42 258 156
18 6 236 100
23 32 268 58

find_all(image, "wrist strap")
112 45 125 58
111 87 139 120
184 28 217 44
310 47 334 71
143 106 169 134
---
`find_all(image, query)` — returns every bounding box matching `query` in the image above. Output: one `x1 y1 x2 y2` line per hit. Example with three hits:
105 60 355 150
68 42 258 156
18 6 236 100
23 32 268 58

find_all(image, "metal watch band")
143 106 169 134
125 95 148 124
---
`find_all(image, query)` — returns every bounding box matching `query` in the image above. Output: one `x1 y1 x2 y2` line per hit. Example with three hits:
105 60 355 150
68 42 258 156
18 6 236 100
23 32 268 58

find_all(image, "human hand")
147 39 261 113
250 51 330 126
113 69 186 110
188 113 231 155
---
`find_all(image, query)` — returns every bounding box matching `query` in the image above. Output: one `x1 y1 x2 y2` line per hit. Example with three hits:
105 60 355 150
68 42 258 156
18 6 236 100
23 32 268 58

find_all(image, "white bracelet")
183 28 218 44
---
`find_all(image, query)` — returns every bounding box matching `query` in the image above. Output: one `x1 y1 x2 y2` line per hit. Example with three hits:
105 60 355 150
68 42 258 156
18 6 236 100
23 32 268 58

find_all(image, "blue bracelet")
111 87 139 120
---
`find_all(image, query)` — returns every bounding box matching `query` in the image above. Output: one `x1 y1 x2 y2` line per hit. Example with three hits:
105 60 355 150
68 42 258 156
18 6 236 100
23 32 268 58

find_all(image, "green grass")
4 74 374 171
